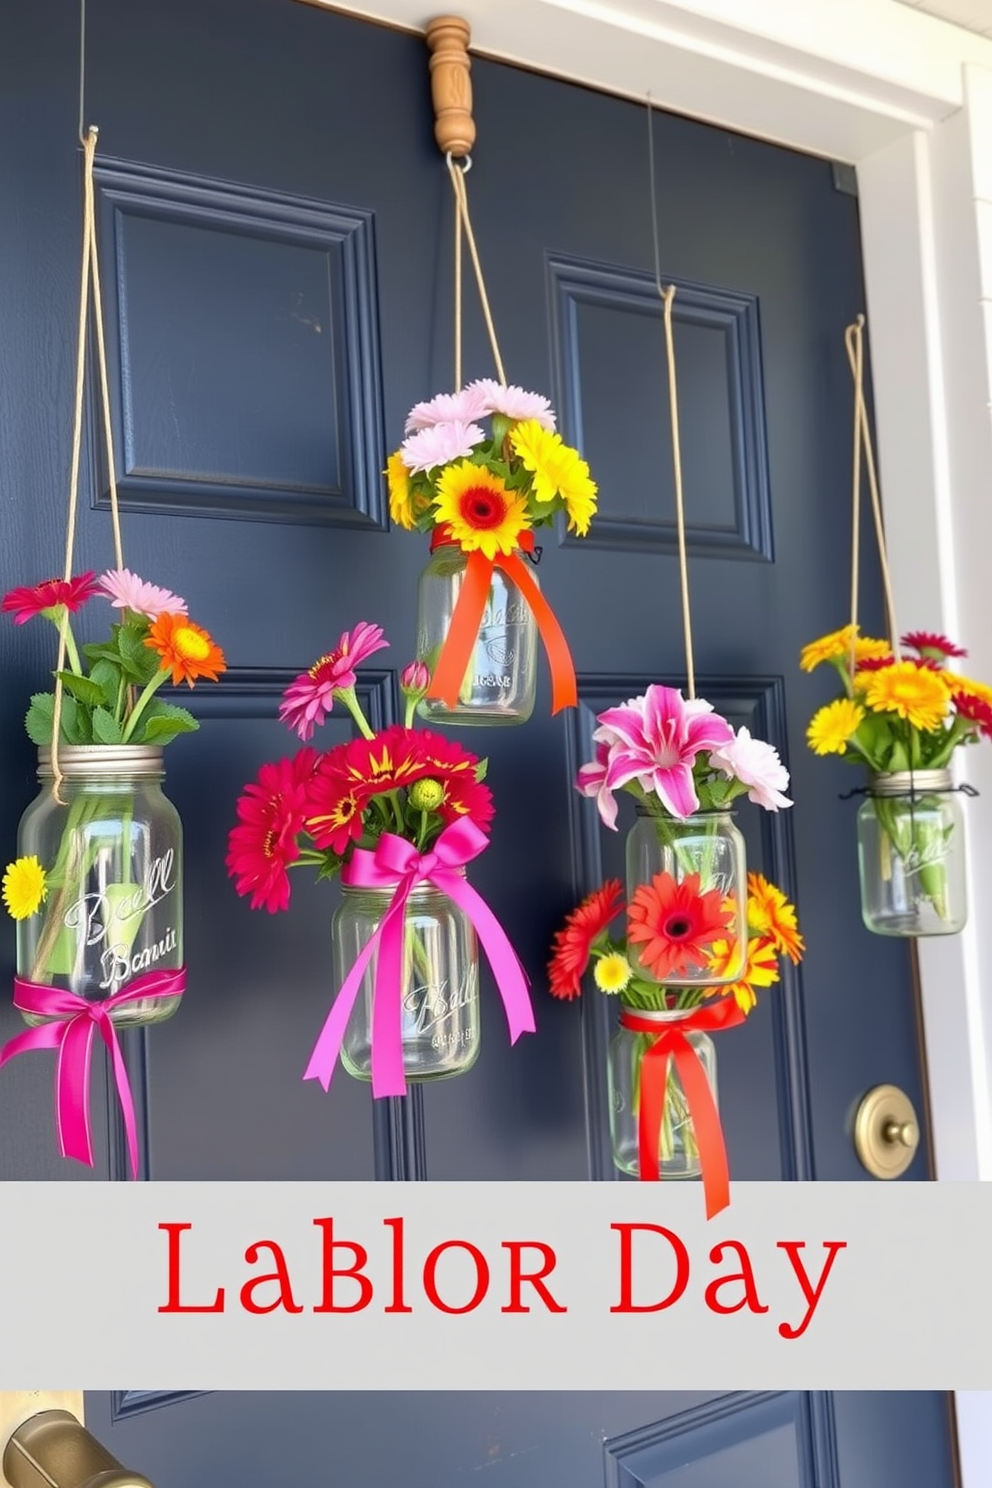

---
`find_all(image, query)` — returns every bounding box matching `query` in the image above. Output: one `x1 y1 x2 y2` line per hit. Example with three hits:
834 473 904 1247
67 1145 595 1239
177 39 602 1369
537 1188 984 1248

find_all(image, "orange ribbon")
621 998 746 1220
426 530 577 714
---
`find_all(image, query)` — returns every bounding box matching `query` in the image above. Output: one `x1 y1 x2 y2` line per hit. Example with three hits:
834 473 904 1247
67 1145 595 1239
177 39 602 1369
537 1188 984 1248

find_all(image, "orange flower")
626 872 732 980
746 872 804 964
146 612 226 687
547 880 625 1000
709 934 780 1013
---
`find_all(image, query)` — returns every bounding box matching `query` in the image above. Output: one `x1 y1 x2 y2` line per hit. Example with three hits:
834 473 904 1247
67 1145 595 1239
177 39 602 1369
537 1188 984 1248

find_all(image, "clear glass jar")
16 745 184 1026
625 808 747 986
608 1007 717 1179
857 770 967 936
335 880 481 1081
416 543 538 726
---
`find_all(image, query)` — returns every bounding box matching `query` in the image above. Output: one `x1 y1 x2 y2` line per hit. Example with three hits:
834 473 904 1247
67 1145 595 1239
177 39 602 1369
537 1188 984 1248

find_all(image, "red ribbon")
0 968 186 1179
426 530 577 714
621 998 746 1219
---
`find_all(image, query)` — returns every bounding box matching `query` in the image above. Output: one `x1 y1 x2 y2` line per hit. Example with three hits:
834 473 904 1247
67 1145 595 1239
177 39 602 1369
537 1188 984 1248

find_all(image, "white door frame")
311 1 992 1475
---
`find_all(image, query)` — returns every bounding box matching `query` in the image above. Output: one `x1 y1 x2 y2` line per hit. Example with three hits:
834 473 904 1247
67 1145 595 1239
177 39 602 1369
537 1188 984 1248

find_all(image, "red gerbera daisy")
902 630 967 661
547 879 625 1000
304 756 372 856
328 724 432 795
226 750 318 913
854 655 896 675
953 690 992 740
2 571 99 625
626 871 733 980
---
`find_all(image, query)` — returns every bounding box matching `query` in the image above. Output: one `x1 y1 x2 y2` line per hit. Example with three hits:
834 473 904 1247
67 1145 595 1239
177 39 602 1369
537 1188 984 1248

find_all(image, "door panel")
78 1390 954 1488
0 0 927 1183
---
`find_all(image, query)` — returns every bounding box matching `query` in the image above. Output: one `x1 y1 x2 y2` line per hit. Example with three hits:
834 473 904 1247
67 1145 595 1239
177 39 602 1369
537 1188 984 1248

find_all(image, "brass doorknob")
3 1410 154 1488
853 1084 921 1179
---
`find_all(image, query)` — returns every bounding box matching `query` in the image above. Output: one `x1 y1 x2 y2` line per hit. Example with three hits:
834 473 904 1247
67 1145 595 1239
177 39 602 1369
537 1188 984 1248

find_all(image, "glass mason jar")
625 808 747 986
335 880 481 1082
16 745 184 1026
608 1007 717 1179
857 770 967 936
416 543 538 726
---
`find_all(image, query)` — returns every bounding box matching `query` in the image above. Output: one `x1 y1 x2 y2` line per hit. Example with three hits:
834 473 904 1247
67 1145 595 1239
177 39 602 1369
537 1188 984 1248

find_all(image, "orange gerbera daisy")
746 872 805 964
146 612 226 687
626 872 732 981
432 461 531 559
548 879 625 1000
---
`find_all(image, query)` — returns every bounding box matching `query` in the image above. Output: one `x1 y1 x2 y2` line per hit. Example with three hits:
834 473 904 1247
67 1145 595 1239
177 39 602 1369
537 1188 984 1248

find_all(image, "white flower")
709 727 793 811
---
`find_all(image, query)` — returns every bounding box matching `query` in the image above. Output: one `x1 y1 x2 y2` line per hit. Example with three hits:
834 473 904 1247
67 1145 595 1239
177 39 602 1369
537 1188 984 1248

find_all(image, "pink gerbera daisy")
404 385 493 433
400 420 486 474
279 622 389 741
2 572 99 625
594 686 735 820
98 568 187 619
467 378 557 431
226 750 318 913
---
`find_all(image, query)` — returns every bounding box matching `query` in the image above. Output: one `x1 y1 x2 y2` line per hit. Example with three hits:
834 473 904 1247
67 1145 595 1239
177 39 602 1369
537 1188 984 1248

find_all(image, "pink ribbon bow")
0 968 186 1179
304 820 535 1098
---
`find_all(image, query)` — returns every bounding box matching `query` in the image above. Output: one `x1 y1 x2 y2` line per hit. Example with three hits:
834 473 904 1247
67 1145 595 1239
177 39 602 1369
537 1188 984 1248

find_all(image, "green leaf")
25 693 55 745
89 658 123 708
56 670 107 706
474 756 489 782
91 706 124 745
118 623 160 684
134 701 199 745
58 694 90 745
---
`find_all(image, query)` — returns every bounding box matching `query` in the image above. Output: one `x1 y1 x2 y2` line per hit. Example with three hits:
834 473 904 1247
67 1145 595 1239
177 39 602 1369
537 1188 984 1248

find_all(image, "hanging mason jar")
608 1007 718 1179
16 745 184 1026
416 543 538 725
335 879 481 1081
857 770 967 936
625 807 747 986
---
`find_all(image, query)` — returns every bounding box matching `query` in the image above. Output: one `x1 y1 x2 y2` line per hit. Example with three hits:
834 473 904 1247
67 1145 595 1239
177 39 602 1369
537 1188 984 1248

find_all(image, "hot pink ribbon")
0 968 186 1179
304 820 534 1098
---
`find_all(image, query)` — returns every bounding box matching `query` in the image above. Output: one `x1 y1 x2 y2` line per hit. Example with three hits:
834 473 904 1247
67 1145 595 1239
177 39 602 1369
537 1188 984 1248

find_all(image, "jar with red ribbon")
608 1006 717 1179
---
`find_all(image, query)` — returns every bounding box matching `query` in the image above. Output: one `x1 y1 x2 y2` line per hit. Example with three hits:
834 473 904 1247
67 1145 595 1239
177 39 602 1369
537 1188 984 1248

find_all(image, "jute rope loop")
845 315 900 678
446 154 506 389
50 123 126 798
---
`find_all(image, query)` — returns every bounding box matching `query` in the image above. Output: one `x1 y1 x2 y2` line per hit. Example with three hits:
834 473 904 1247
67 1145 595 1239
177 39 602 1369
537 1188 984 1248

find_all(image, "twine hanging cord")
50 124 125 798
845 313 900 679
446 152 506 388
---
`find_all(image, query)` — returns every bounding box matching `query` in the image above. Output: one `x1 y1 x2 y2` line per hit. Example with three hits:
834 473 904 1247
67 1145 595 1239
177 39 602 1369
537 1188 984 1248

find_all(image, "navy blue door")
79 1390 955 1488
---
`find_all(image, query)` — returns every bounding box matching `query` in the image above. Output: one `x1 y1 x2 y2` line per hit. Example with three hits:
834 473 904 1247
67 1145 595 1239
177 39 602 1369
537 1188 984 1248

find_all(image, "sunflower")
385 451 417 530
746 872 804 963
432 461 531 559
146 613 226 687
509 420 598 534
593 951 632 995
709 934 780 1014
806 697 865 756
626 871 732 980
861 660 949 731
547 880 625 999
799 625 891 672
2 855 47 920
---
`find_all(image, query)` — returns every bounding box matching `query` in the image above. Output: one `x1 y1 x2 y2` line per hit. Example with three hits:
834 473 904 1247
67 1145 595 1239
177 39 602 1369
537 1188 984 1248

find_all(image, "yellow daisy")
861 660 949 731
746 872 804 964
510 420 598 535
800 625 891 673
593 951 632 994
385 451 417 530
806 697 865 755
2 855 47 920
709 935 779 1014
432 461 531 559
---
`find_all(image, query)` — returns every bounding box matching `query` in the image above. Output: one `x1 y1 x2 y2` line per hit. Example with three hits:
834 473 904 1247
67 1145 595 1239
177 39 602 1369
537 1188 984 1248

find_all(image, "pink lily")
576 739 620 829
595 685 735 819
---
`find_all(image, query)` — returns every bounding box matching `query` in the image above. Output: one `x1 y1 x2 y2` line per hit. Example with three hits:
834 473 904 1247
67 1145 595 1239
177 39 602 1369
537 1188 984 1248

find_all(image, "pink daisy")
400 420 486 474
468 378 557 431
279 622 389 741
595 686 735 819
98 567 188 619
404 386 492 433
2 572 99 625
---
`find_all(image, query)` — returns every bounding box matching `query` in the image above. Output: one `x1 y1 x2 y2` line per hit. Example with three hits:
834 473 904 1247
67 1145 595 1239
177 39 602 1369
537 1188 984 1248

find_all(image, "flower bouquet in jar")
386 379 598 724
227 621 534 1096
802 625 989 935
576 684 792 990
547 871 803 1213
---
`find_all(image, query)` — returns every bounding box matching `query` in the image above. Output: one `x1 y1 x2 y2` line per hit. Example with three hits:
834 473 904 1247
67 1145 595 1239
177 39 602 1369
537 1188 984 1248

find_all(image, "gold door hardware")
853 1083 921 1179
2 1410 154 1488
426 16 475 157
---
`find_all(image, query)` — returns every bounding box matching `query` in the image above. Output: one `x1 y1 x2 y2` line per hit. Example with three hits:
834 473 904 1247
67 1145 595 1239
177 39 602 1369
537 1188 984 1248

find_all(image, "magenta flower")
595 686 735 819
400 420 486 474
468 378 557 431
404 386 492 433
399 660 431 697
709 727 793 811
2 572 99 624
279 622 389 741
98 567 187 619
576 739 620 829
